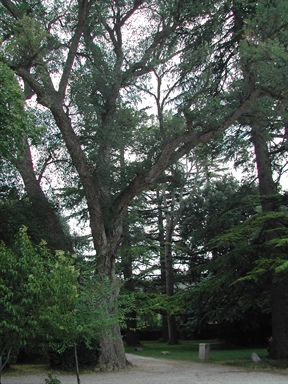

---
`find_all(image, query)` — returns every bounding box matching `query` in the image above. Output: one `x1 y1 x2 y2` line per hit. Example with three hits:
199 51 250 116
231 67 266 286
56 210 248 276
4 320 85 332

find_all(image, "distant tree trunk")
122 217 140 347
165 223 179 345
251 123 288 359
118 143 139 347
162 188 179 345
157 189 169 341
14 138 73 252
123 272 139 347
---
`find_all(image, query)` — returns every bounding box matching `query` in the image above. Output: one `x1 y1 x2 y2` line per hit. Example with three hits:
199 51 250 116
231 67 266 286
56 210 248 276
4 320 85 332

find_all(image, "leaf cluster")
181 192 288 333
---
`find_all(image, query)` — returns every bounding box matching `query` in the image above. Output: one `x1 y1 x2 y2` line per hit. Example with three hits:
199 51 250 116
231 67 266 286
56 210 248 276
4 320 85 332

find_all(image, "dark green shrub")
17 341 49 364
49 339 99 371
44 374 62 384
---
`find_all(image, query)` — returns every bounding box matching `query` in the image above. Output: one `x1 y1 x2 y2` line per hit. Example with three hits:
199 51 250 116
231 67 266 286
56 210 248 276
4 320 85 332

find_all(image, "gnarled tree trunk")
92 218 129 370
96 274 128 371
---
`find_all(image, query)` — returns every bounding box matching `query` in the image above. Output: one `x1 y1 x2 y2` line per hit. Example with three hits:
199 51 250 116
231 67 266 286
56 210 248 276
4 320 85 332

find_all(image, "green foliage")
239 0 288 95
0 62 31 157
211 203 288 284
0 191 45 247
0 226 79 360
0 227 129 368
179 191 288 341
48 339 99 371
2 15 49 67
44 374 62 384
180 176 258 262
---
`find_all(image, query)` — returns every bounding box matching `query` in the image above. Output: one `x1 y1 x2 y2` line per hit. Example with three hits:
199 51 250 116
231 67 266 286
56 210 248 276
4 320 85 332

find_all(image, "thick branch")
0 0 23 19
49 104 107 252
117 0 145 26
114 89 262 216
58 0 89 100
16 67 54 105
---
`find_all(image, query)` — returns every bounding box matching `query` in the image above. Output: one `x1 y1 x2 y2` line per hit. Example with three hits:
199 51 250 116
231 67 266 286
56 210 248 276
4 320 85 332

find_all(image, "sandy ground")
2 354 288 384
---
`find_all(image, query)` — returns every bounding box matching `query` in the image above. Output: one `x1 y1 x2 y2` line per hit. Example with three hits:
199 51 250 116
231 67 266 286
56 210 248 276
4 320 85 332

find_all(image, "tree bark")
251 124 288 359
96 276 128 371
97 326 127 371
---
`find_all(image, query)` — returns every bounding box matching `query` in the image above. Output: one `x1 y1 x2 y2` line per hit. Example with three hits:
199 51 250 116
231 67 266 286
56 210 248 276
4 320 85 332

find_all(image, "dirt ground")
2 353 288 384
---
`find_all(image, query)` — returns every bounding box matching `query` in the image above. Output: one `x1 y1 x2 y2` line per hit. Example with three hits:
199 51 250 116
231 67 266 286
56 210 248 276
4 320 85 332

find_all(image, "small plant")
44 373 62 384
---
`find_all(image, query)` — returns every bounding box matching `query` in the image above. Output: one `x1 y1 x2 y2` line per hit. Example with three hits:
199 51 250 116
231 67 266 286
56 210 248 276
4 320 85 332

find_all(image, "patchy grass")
3 363 51 376
125 340 288 374
4 363 95 377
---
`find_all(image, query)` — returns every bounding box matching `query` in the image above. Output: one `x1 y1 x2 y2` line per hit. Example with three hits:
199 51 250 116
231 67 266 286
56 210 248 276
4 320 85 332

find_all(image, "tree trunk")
251 124 288 359
271 280 288 359
163 188 179 345
95 274 128 370
74 345 81 384
122 224 140 347
95 258 129 370
47 103 128 369
14 139 73 252
165 237 179 345
157 189 169 341
97 322 127 371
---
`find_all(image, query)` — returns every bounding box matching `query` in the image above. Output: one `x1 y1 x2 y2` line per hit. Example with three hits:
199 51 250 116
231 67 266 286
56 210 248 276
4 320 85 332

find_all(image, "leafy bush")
49 338 99 371
0 226 79 367
44 374 62 384
17 341 49 364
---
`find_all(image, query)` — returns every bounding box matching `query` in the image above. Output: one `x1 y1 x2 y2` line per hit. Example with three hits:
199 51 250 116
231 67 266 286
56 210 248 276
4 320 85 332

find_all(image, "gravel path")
2 354 288 384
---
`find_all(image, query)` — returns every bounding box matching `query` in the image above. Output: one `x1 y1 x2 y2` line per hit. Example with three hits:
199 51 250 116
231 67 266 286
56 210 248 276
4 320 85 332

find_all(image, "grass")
4 363 94 376
125 340 288 373
3 363 51 376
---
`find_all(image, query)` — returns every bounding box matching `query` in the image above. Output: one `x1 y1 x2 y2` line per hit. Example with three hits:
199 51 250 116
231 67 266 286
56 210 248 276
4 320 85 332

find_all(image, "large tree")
1 0 286 369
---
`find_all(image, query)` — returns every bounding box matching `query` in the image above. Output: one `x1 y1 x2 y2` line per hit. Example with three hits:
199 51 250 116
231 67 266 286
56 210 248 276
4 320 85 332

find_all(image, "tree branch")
114 89 262 216
0 0 23 19
58 0 89 100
